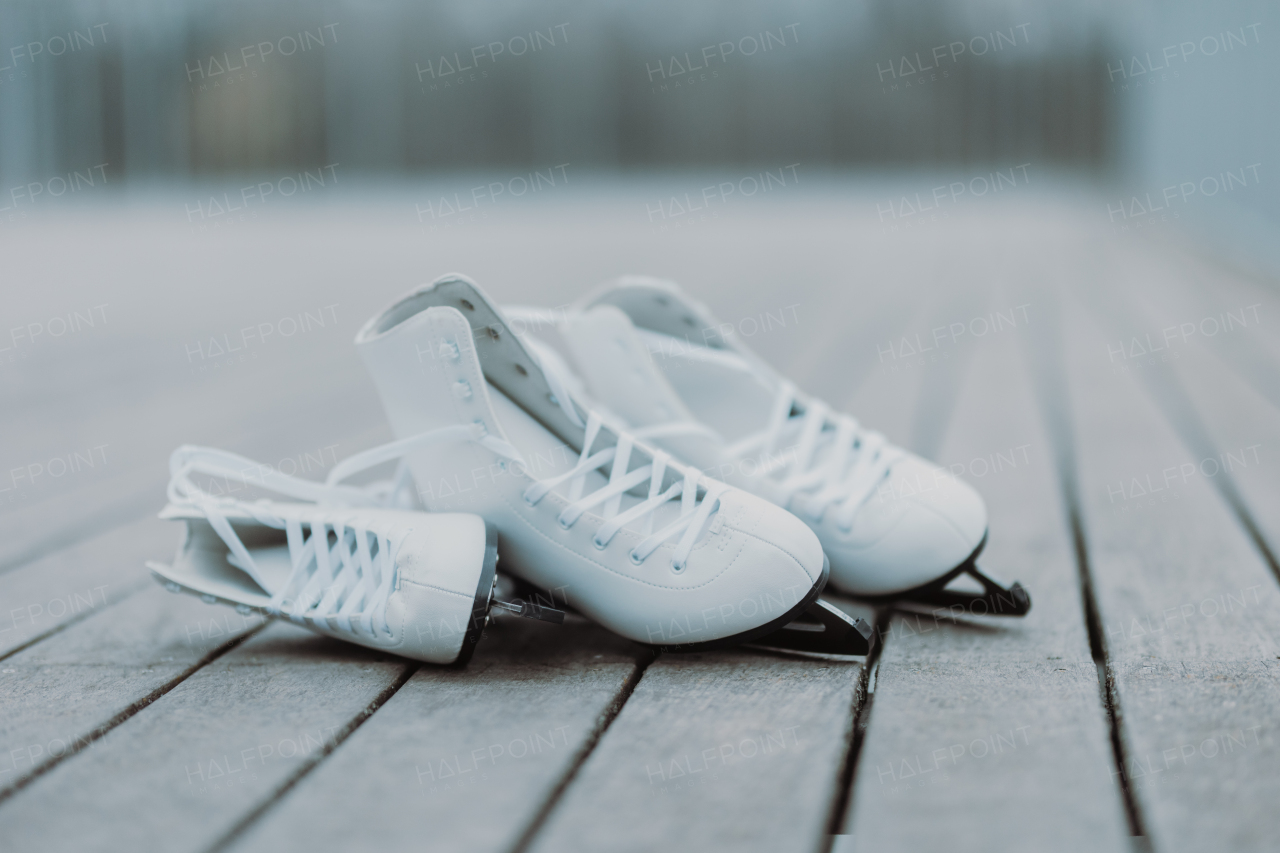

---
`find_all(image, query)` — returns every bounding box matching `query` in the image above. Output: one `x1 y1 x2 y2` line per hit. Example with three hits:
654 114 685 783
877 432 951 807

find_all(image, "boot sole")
833 532 1032 617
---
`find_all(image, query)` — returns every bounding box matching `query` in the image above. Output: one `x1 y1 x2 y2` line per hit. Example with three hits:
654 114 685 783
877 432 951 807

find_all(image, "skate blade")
748 599 875 656
889 563 1032 618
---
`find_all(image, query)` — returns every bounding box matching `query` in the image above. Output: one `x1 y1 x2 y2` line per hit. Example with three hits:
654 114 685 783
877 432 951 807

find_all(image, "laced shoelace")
515 335 727 570
167 447 406 637
720 381 904 529
506 305 902 531
171 355 725 589
322 349 726 572
626 381 903 530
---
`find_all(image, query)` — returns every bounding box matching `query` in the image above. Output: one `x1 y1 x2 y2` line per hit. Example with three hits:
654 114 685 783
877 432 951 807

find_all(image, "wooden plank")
1094 239 1280 441
224 615 645 853
0 516 169 659
838 312 1130 852
1155 341 1280 567
833 313 929 452
1125 233 1280 379
0 620 404 853
1059 284 1280 853
526 648 867 853
1094 262 1280 570
0 586 265 798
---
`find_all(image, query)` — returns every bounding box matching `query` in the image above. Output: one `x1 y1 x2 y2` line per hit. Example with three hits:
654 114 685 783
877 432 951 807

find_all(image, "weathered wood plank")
227 615 646 853
839 310 1130 852
834 317 929 452
0 586 265 798
527 649 866 853
0 620 404 853
1095 264 1280 572
0 516 170 659
1155 342 1280 567
1119 233 1280 384
1059 284 1280 853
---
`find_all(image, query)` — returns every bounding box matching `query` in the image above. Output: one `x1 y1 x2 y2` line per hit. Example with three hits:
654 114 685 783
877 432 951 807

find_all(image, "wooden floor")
2 179 1278 853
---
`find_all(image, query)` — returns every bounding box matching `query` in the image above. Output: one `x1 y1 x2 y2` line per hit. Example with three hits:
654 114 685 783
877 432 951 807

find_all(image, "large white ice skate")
505 276 1030 617
350 274 874 654
147 446 559 667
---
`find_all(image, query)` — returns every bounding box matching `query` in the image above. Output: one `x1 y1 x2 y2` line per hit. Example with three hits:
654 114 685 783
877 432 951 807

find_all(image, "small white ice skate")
147 445 561 667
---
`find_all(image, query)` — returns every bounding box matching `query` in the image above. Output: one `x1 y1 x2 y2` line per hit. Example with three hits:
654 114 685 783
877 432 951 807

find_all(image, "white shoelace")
167 447 405 637
504 305 903 531
623 381 903 530
513 336 727 570
173 389 724 603
720 381 903 529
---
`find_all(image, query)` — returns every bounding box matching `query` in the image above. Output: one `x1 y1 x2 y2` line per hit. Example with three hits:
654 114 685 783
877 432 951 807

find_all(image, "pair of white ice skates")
150 274 1028 667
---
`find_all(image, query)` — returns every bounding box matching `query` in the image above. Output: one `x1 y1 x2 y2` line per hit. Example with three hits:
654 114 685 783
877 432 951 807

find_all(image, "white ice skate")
349 274 873 654
505 276 1030 617
147 445 560 667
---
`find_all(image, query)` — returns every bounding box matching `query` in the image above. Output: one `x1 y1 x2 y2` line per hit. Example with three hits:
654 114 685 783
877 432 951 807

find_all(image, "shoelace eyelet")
670 559 686 573
591 536 607 551
558 516 573 530
629 551 645 566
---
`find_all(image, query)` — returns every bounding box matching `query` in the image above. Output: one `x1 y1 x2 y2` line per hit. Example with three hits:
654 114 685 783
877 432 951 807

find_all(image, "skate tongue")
381 274 592 450
580 276 731 348
576 277 784 443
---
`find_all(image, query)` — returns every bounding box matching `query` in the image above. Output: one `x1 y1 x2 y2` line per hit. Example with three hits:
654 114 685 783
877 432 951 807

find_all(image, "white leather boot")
506 277 1029 617
352 275 872 652
147 446 547 667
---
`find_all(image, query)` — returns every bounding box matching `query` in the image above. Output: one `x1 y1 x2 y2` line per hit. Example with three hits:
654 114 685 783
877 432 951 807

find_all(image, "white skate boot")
350 274 873 654
147 446 559 667
505 277 1030 617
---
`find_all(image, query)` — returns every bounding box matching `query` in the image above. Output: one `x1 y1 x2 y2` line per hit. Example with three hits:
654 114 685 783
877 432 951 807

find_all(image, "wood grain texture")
0 621 405 853
229 614 647 853
1060 284 1280 853
1157 346 1280 568
1098 264 1280 574
528 649 866 853
0 586 266 797
840 322 1131 853
0 516 167 658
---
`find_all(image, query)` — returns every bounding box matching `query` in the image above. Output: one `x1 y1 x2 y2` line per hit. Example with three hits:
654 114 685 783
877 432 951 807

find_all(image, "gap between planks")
0 624 267 806
1022 290 1149 840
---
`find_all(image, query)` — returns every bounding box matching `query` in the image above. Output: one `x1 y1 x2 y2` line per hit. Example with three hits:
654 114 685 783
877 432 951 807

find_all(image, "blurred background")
0 0 1270 198
1 0 1276 260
